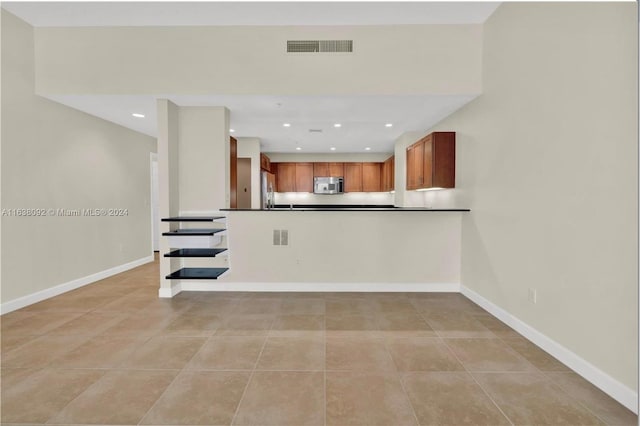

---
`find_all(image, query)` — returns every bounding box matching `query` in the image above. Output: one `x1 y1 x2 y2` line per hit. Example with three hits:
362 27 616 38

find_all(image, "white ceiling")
3 2 500 27
10 2 492 152
45 94 477 153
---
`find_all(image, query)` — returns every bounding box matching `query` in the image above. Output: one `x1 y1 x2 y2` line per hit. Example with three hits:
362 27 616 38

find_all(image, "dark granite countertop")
221 206 469 212
161 216 225 222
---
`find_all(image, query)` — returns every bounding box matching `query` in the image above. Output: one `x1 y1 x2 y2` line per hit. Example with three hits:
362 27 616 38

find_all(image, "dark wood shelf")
162 229 226 236
164 248 227 258
165 267 229 280
161 216 225 222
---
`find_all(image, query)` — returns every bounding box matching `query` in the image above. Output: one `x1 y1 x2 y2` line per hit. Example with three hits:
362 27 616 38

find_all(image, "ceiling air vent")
287 40 353 53
308 129 323 133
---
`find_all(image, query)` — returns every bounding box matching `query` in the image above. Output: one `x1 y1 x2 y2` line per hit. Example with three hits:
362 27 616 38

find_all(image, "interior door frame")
230 136 238 208
150 152 159 253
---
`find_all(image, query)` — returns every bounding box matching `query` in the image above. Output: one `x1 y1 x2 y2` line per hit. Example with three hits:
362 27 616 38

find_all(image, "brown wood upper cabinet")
329 162 345 178
273 161 389 193
381 156 395 192
406 141 424 190
345 162 385 192
314 162 344 178
295 163 314 192
313 162 329 177
260 153 271 172
273 162 313 192
406 132 455 190
362 162 382 192
344 163 362 192
274 163 295 192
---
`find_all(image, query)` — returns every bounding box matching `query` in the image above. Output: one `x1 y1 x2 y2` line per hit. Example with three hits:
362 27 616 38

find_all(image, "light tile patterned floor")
1 256 636 425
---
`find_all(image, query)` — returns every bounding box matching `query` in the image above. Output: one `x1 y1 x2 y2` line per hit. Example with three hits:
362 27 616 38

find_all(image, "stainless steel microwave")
314 177 344 194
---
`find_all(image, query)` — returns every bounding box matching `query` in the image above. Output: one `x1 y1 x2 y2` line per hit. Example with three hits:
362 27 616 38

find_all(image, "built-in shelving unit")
164 248 227 258
161 216 225 222
166 267 229 280
162 228 226 236
160 216 229 281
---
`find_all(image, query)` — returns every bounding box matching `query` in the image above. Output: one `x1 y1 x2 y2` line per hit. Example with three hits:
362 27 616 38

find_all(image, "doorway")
237 158 252 209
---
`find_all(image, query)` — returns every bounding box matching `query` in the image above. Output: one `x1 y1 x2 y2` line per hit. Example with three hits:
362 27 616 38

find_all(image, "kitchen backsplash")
274 192 394 205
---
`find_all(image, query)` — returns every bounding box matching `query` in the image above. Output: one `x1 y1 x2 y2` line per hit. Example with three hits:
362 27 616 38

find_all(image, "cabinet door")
381 160 388 192
329 162 345 178
344 163 363 192
260 153 271 172
406 144 416 190
406 141 424 190
295 163 314 192
230 137 237 208
276 163 295 192
422 135 433 188
432 132 456 188
381 156 394 192
387 155 396 191
362 163 382 192
406 147 414 190
314 162 329 177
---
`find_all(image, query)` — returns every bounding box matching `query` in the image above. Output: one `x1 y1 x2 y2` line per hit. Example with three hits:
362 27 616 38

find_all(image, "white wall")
425 3 637 393
1 10 156 306
157 99 180 289
178 107 230 212
394 131 424 207
33 25 482 96
223 211 462 285
237 137 261 209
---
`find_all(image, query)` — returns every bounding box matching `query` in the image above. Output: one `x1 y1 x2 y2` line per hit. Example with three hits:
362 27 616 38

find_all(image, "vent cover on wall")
287 40 353 53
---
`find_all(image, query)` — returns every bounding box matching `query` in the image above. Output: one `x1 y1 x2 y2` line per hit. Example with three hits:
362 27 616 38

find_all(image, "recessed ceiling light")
365 147 371 151
385 123 393 127
132 113 145 118
296 147 302 151
330 147 336 151
334 123 342 128
230 129 235 133
283 123 291 127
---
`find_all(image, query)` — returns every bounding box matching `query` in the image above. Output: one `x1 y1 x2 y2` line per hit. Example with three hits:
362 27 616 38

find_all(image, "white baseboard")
461 285 638 414
158 283 182 298
0 255 154 314
177 282 460 293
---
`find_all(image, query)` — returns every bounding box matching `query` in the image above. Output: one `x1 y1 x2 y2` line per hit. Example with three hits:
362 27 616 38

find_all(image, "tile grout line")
464 311 611 423
135 331 209 426
229 316 273 426
439 336 516 426
323 309 327 426
380 333 421 426
536 370 616 425
40 363 112 424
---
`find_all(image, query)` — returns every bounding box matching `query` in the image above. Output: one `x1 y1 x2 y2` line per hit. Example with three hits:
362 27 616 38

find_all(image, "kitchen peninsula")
167 207 468 294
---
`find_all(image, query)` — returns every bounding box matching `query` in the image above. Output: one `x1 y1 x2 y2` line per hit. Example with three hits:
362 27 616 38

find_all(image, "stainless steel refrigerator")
261 171 276 209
